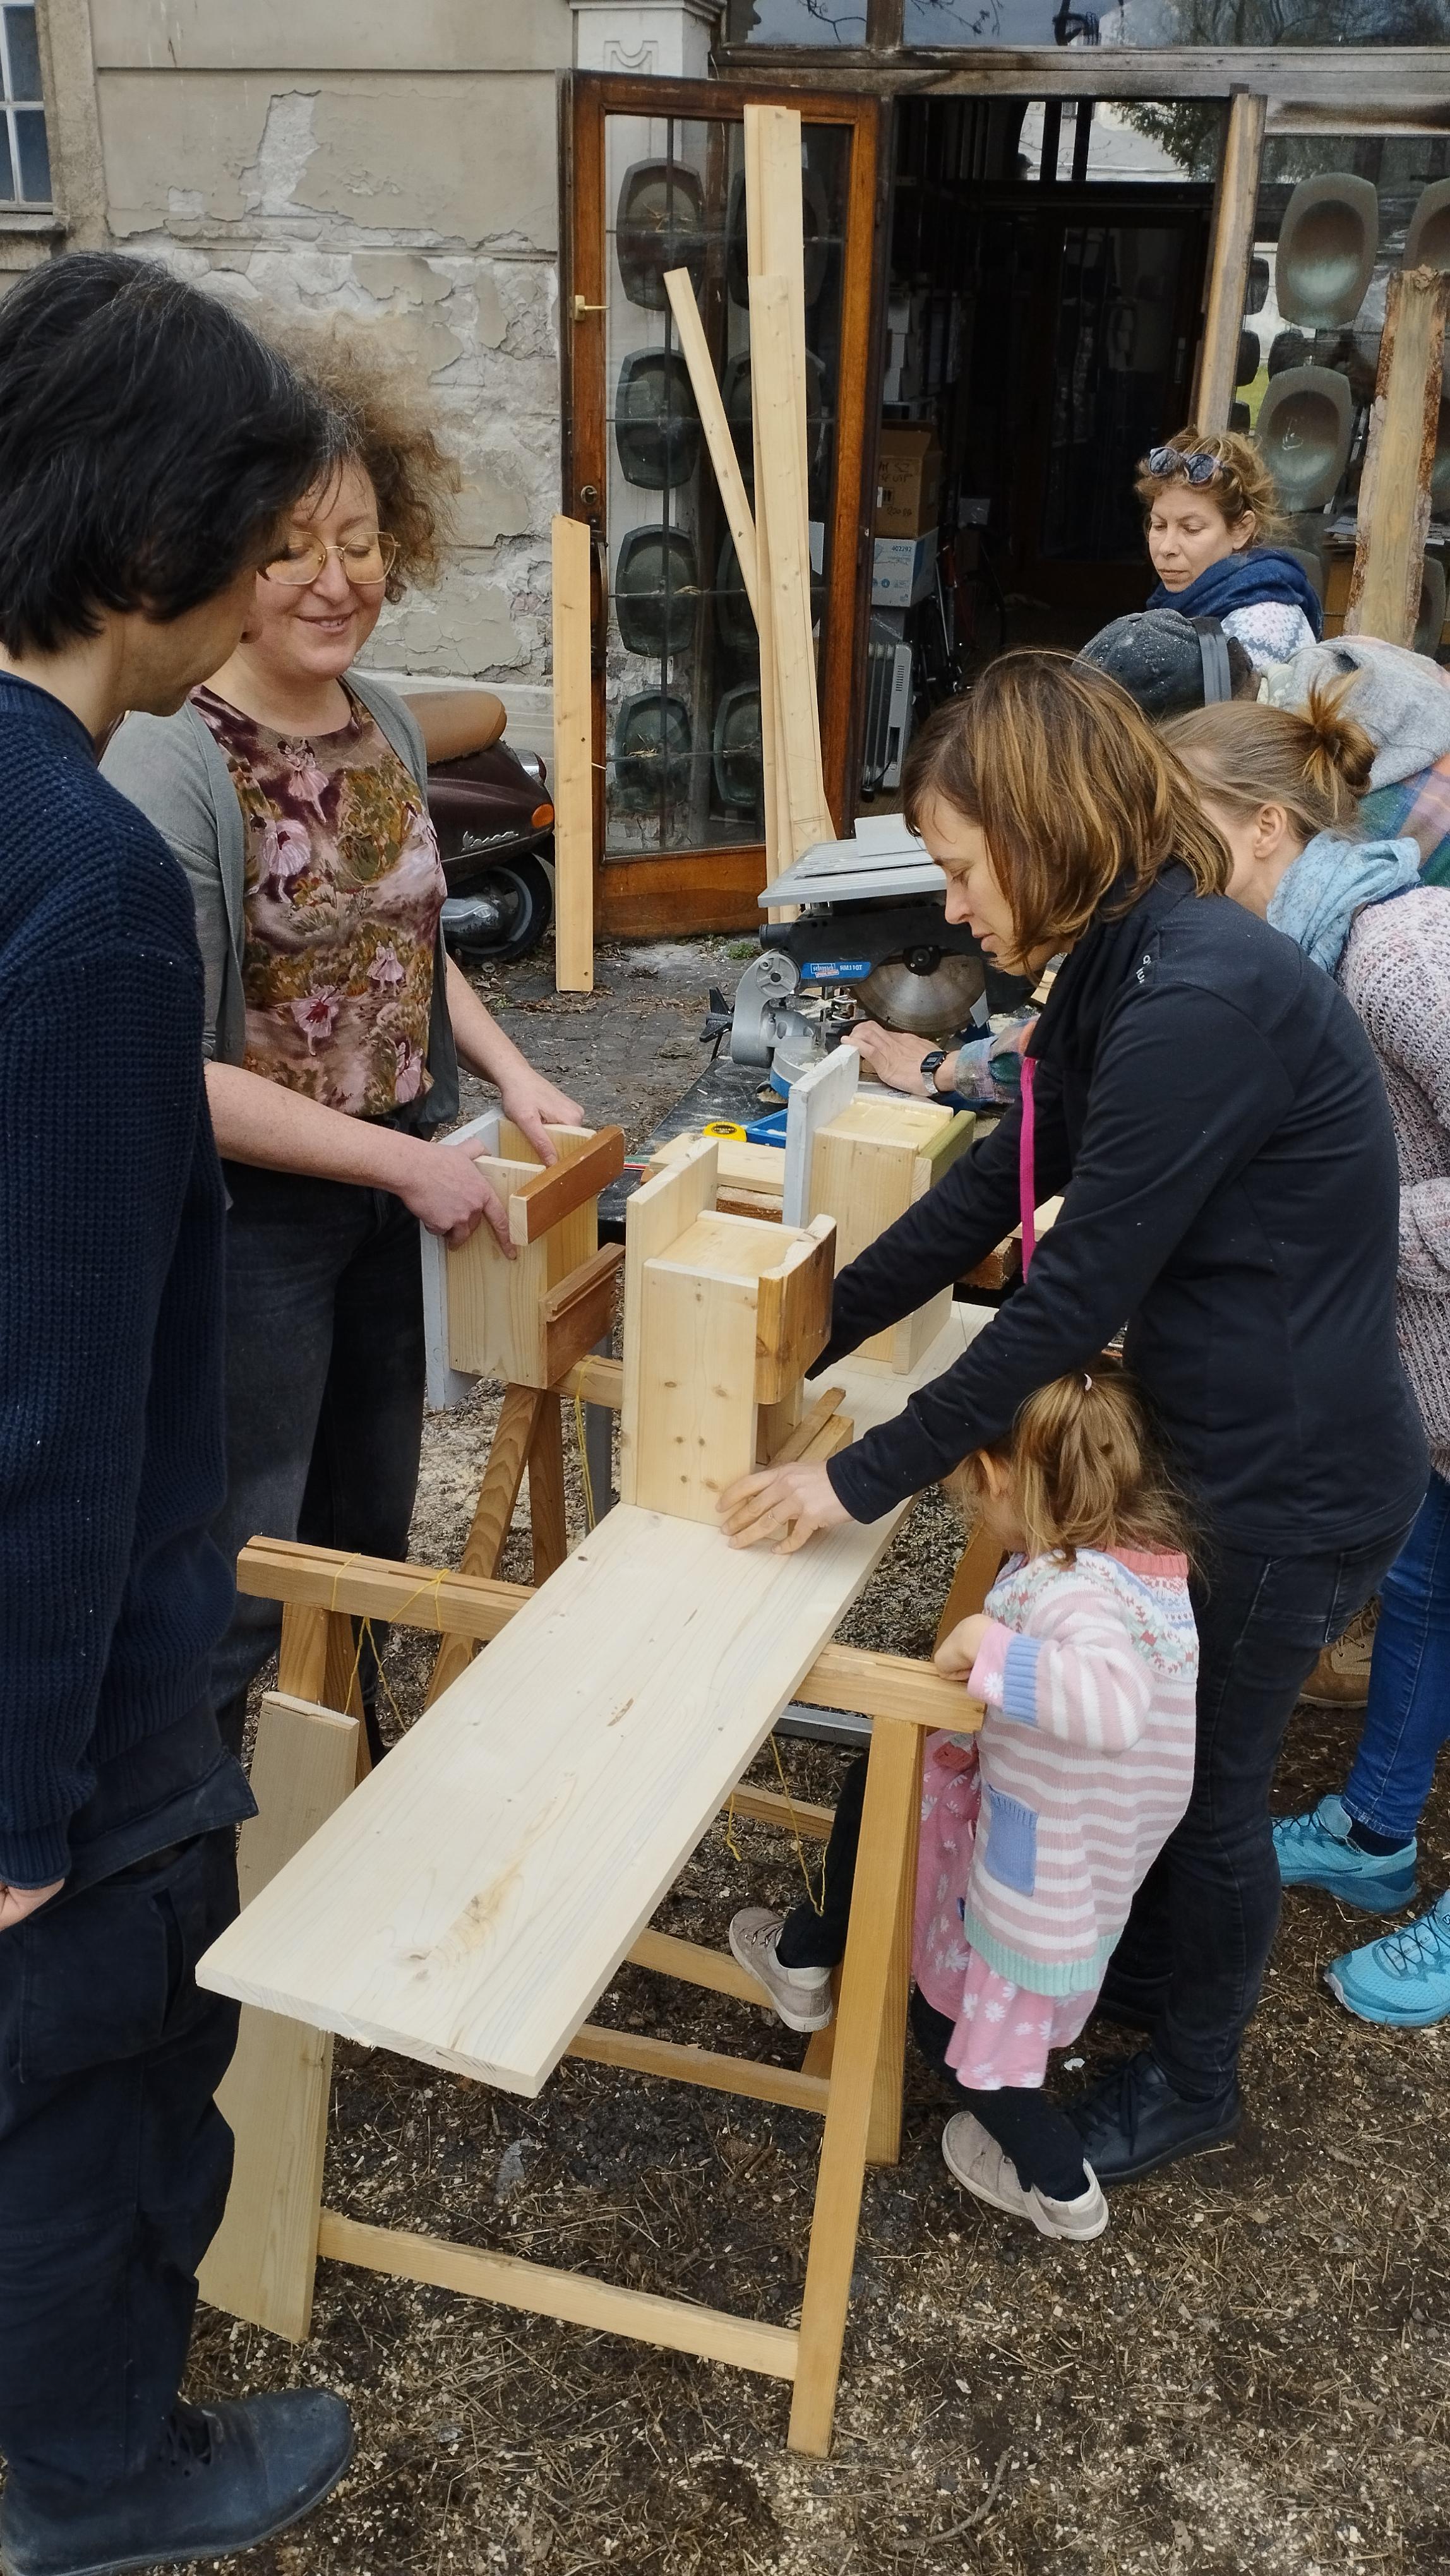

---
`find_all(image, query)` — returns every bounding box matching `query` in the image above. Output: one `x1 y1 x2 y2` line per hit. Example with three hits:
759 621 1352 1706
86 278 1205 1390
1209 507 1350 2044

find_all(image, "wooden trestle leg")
426 1385 545 1707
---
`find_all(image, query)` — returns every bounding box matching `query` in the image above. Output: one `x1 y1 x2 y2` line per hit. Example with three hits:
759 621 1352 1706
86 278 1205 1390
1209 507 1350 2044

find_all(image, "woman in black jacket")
722 653 1426 2186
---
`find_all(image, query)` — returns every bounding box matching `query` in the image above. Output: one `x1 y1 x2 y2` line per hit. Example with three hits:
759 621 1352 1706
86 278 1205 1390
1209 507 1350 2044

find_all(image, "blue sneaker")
1272 1793 1417 1914
1326 1890 1450 2027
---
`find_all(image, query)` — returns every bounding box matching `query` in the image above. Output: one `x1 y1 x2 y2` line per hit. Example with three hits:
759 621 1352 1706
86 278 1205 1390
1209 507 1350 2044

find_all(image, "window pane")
4 7 42 102
726 0 868 37
14 104 47 200
904 0 1450 37
0 119 15 203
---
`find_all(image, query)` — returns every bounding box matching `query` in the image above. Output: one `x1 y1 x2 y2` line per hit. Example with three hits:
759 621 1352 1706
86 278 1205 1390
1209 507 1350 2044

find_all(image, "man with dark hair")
0 254 352 2576
1076 606 1259 719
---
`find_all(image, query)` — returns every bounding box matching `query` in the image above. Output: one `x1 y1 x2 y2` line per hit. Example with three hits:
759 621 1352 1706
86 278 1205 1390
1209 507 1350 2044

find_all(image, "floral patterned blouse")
191 682 446 1119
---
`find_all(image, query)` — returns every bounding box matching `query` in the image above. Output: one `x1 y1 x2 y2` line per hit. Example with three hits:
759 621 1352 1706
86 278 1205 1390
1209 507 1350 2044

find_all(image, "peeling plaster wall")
88 4 575 691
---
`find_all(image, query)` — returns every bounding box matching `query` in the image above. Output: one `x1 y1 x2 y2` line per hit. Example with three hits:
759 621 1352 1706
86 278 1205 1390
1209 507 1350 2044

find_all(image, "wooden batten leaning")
196 1302 995 2459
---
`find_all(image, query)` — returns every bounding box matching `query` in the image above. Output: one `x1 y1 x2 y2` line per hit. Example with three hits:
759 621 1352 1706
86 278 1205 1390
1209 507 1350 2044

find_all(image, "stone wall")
82 0 576 708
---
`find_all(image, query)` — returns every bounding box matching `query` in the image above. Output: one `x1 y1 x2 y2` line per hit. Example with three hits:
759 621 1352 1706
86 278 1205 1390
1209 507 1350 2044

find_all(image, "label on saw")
800 958 872 982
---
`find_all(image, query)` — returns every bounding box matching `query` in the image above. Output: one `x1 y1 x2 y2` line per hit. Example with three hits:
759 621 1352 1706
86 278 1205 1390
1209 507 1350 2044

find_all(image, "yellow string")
325 1553 454 1736
722 1734 826 1917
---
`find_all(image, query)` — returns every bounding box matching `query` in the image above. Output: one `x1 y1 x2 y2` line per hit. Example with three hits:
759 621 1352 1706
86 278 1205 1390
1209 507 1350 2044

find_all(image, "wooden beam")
1345 265 1450 648
316 2210 800 2382
725 1780 835 1839
560 1351 624 1410
1195 89 1267 433
509 1127 625 1246
664 268 759 618
568 2022 830 2116
551 513 594 995
750 269 834 864
707 45 1447 108
802 1641 981 1734
626 1926 765 2004
239 1537 532 1642
198 1694 359 2342
744 106 790 885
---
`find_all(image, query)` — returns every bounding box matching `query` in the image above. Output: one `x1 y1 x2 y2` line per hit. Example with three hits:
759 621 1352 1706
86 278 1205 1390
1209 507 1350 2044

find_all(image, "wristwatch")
919 1048 948 1094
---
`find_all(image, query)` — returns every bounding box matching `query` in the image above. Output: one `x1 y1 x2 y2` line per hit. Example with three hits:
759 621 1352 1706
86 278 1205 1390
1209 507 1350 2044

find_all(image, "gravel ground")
186 934 1450 2576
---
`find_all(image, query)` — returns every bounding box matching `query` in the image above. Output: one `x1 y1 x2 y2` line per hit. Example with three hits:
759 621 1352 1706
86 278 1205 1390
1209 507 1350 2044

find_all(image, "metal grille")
0 4 48 205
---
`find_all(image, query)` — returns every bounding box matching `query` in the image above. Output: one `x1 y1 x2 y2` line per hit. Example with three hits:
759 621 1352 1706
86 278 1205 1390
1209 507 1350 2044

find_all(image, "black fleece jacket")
820 863 1427 1551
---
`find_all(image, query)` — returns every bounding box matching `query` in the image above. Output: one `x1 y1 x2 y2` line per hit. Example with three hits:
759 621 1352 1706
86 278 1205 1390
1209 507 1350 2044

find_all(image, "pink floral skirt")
913 1734 1100 2092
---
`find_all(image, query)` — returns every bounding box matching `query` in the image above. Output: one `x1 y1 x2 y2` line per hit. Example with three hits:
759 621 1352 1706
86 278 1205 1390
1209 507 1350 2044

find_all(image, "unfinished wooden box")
422 1114 625 1403
620 1136 836 1522
806 1092 973 1371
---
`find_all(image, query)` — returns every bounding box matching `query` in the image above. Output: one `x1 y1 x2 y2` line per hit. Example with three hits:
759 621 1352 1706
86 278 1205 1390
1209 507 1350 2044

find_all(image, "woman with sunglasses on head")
103 333 581 1767
1139 427 1322 672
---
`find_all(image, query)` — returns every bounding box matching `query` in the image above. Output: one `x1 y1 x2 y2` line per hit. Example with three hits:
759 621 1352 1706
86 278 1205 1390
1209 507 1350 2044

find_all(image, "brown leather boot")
1300 1600 1379 1710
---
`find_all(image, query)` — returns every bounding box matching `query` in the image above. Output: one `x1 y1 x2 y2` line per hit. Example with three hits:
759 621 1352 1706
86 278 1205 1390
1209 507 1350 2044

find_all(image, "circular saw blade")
861 951 983 1039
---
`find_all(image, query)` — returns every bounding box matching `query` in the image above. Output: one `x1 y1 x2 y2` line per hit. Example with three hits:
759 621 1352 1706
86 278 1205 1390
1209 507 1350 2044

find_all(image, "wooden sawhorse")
200 1530 991 2458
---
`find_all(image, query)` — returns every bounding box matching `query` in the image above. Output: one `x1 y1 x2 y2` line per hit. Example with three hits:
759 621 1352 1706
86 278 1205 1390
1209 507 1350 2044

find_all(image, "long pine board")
197 1311 980 2096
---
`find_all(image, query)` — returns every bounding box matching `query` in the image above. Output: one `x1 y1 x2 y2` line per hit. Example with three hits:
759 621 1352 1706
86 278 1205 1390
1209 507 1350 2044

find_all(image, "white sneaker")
941 2111 1108 2242
728 1907 835 2032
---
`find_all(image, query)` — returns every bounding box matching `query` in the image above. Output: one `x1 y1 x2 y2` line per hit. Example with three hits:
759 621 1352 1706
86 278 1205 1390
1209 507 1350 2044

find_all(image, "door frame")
562 71 889 939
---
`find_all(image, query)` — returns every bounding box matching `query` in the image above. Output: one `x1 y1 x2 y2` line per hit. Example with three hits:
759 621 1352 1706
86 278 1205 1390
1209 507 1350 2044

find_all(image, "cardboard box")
876 426 944 537
872 529 937 609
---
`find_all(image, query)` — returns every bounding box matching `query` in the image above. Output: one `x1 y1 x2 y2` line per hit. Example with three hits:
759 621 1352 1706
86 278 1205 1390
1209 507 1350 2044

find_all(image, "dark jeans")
1103 1522 1414 2097
1344 1473 1450 1846
213 1162 426 1758
777 1757 1088 2200
0 1834 240 2503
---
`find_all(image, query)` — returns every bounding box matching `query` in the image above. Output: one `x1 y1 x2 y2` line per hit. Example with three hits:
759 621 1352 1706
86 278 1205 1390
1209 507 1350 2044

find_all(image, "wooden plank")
198 1694 359 2342
1346 265 1450 649
627 1926 765 2004
750 271 834 864
619 1138 720 1508
196 1312 976 2094
663 267 759 618
568 2022 830 2116
551 513 594 994
542 1243 623 1390
767 1382 845 1466
426 1386 544 1708
790 1714 920 2454
743 105 791 887
783 1043 860 1230
560 1352 623 1410
1195 89 1267 432
316 2210 799 2382
509 1127 625 1248
728 1781 835 1840
754 1216 835 1403
241 1537 532 1643
529 1391 568 1585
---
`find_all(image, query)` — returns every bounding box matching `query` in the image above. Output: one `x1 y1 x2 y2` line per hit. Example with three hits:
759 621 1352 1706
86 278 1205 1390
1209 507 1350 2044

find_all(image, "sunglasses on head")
1145 446 1221 485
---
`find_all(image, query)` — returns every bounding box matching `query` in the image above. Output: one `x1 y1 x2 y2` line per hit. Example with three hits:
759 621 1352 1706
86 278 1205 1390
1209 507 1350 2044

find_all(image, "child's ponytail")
1165 672 1375 842
954 1355 1190 1565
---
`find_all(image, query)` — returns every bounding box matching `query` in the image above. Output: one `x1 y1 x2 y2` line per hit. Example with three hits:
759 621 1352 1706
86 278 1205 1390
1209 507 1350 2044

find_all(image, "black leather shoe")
0 2390 353 2576
1065 2047 1241 2186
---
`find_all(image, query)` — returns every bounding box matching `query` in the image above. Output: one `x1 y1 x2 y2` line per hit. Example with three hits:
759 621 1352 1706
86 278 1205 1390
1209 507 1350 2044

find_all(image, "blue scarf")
1147 546 1324 640
1267 832 1422 975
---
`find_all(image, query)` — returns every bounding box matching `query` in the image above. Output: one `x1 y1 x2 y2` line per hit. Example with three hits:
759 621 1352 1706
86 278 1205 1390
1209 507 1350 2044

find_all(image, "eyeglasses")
263 530 400 589
1144 446 1221 486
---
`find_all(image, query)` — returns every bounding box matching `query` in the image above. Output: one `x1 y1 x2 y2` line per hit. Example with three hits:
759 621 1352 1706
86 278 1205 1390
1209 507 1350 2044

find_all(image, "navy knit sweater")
0 674 234 1887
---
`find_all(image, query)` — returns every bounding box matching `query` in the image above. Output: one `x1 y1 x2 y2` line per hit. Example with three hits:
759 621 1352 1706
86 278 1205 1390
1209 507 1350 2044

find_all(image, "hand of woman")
935 1611 991 1679
845 1023 957 1097
0 1877 63 1934
717 1458 851 1554
498 1066 585 1166
395 1136 513 1253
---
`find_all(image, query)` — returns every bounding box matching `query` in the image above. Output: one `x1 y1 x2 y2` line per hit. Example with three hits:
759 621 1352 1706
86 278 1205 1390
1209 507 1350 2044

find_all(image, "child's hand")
935 1613 991 1679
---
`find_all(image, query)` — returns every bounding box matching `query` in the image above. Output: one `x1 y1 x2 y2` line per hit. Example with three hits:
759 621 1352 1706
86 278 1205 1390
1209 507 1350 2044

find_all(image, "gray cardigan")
100 670 460 1126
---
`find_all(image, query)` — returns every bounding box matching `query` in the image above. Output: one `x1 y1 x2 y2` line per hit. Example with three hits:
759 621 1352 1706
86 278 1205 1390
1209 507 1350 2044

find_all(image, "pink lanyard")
1018 1054 1038 1280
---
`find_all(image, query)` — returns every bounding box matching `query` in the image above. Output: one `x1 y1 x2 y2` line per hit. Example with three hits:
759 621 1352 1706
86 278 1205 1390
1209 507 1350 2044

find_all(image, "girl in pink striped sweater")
732 1361 1197 2244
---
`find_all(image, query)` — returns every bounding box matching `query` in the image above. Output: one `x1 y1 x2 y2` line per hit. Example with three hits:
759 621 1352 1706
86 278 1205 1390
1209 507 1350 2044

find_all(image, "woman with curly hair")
103 330 581 1765
1137 424 1322 671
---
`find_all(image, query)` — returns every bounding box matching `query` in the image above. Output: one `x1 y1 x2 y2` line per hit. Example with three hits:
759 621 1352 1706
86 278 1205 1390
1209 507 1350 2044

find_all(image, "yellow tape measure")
702 1120 748 1140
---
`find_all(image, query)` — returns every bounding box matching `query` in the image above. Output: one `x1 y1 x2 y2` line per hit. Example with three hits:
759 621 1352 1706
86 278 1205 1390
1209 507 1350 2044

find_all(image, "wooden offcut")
551 513 594 993
1346 264 1450 648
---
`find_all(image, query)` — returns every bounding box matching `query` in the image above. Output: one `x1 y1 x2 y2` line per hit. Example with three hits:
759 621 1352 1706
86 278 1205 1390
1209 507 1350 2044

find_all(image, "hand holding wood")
498 1068 587 1165
717 1457 851 1554
935 1611 991 1679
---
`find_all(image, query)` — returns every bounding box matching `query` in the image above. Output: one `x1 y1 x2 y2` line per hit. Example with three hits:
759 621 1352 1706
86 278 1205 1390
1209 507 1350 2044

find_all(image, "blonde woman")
1137 425 1322 669
103 338 580 1765
720 652 1424 2190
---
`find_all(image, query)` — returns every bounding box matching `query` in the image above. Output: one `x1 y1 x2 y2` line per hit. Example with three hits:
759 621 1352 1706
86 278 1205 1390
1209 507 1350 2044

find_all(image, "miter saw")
705 814 993 1093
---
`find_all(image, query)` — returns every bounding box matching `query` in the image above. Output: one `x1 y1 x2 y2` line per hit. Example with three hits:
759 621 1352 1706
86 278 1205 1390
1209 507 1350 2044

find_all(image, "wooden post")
1196 89 1267 433
789 1714 922 2456
198 1693 359 2341
551 513 594 994
1345 266 1450 649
